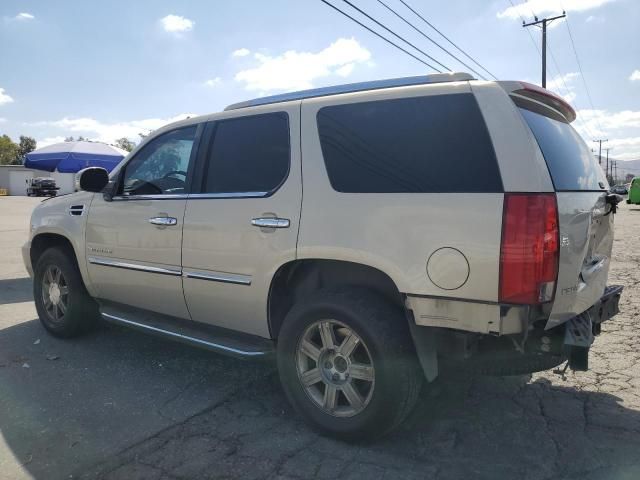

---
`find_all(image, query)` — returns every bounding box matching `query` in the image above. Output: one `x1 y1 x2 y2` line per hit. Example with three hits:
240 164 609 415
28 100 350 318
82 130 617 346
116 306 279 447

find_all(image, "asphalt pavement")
1 196 639 480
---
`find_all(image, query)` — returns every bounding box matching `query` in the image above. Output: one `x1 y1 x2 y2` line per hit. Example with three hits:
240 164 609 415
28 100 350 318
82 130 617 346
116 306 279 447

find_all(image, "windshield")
519 107 608 191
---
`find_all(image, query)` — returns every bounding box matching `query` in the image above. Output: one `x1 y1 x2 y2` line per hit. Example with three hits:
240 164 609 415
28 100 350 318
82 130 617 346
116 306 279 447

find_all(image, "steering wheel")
162 170 187 179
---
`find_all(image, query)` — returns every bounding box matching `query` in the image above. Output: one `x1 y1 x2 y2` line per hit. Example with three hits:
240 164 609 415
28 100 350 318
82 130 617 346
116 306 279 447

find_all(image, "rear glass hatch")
514 91 613 330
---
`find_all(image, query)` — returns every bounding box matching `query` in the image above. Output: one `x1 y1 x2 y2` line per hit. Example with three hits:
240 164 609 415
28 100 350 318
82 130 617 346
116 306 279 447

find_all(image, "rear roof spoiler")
500 81 577 123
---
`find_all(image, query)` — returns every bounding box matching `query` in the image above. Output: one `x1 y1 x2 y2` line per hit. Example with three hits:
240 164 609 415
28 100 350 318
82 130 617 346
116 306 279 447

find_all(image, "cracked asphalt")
1 196 639 480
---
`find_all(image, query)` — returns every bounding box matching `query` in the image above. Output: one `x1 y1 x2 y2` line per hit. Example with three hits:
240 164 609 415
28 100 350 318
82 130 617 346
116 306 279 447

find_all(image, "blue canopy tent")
24 141 128 173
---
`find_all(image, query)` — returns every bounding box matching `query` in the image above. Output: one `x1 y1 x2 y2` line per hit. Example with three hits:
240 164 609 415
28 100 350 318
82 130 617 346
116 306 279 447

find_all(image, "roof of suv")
224 72 475 111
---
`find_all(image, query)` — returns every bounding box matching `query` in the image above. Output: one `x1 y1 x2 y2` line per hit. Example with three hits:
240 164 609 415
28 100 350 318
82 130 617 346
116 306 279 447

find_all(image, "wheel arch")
30 233 78 267
267 259 405 339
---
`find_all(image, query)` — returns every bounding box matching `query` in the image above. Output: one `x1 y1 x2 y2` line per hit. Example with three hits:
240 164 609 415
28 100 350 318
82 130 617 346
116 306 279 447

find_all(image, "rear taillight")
499 193 559 304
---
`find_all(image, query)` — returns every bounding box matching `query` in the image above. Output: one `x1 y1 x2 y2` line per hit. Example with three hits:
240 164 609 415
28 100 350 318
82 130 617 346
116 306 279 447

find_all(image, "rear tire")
33 247 99 338
277 288 423 441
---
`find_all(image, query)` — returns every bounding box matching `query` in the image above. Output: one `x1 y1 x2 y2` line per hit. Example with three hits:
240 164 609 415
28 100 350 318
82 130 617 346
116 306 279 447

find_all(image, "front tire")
34 247 99 338
277 289 423 441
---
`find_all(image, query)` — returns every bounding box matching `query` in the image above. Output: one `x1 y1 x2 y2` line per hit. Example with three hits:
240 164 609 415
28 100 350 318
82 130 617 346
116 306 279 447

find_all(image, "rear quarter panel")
299 83 503 301
471 82 554 193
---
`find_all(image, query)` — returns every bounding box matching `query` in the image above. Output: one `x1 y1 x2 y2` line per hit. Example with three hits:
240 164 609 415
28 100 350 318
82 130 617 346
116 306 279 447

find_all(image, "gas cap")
427 247 470 290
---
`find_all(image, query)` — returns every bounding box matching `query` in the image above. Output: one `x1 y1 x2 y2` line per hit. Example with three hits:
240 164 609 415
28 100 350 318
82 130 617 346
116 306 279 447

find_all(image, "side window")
203 113 289 194
120 126 197 196
316 94 502 193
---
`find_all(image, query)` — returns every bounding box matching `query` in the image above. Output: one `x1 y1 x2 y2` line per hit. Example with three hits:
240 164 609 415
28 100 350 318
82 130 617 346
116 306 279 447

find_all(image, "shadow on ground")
0 318 270 480
1 317 639 480
0 277 34 305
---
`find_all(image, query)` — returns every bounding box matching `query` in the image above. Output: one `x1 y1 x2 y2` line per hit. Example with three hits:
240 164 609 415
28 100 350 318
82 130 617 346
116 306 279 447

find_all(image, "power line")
508 0 542 56
593 138 608 166
319 0 443 72
562 12 604 135
522 13 566 88
339 0 451 71
506 1 594 139
390 0 496 80
547 42 595 138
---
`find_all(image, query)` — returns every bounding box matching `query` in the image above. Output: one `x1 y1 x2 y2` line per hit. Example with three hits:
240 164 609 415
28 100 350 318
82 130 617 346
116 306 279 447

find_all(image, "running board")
99 302 275 359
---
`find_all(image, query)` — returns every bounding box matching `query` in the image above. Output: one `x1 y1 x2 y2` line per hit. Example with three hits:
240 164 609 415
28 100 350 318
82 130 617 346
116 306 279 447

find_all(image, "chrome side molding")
182 269 251 285
188 192 268 199
88 256 252 285
108 191 269 201
111 194 189 201
88 256 182 276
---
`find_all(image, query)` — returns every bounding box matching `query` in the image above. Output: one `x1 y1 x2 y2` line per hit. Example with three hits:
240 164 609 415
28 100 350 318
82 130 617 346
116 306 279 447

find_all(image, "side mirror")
77 167 109 193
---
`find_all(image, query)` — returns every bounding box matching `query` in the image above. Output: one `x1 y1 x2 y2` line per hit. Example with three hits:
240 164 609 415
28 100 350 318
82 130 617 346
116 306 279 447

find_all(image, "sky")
1 0 639 161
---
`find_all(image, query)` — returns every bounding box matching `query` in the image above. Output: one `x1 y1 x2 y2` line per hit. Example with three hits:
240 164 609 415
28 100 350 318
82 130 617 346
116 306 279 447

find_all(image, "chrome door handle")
149 217 177 226
251 217 290 229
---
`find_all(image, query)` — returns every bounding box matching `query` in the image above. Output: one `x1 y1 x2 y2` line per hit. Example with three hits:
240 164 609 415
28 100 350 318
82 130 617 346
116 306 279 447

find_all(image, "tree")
114 137 135 152
65 136 87 142
17 135 37 159
0 135 19 165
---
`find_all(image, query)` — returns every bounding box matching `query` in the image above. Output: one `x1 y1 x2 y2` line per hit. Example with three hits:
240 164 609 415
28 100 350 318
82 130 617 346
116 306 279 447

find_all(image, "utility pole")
523 12 566 88
593 139 608 166
605 147 610 179
613 160 618 184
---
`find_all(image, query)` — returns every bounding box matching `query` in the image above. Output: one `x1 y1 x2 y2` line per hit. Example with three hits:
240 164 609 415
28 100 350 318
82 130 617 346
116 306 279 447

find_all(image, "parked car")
627 178 640 204
23 73 623 440
611 184 628 195
26 177 59 197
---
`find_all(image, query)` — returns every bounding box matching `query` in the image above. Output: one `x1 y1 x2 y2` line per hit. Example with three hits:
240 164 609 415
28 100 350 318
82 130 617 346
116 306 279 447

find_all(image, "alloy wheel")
41 265 69 323
296 320 375 417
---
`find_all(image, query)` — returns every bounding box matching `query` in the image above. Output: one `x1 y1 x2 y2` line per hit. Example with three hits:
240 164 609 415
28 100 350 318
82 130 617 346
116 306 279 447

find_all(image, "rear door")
517 106 612 329
181 104 301 338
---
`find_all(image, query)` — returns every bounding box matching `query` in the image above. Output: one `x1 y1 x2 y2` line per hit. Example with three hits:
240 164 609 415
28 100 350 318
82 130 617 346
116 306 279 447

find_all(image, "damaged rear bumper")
409 285 624 379
563 284 623 370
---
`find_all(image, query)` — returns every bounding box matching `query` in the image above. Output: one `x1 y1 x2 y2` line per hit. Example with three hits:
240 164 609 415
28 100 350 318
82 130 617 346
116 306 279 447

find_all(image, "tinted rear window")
316 94 502 193
519 108 607 191
202 112 290 194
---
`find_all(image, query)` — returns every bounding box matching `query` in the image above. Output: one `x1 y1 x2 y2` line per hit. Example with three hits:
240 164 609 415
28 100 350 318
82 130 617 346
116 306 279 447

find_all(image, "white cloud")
585 15 604 23
32 114 197 145
0 117 6 123
16 12 34 20
37 136 66 148
497 0 615 19
578 109 640 132
234 38 371 92
630 70 640 81
203 77 222 87
160 14 194 33
3 12 35 23
335 63 355 77
572 107 640 160
0 88 14 105
232 48 251 57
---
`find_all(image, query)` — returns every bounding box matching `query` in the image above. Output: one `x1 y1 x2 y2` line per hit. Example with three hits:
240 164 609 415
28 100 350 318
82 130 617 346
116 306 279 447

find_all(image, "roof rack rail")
225 72 475 111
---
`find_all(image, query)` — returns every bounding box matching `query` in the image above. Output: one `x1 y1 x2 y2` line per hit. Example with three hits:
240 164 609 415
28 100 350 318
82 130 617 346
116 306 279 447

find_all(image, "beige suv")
23 73 623 440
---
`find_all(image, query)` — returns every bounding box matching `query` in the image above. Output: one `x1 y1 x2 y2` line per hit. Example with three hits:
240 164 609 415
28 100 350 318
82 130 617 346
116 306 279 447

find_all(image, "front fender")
29 192 97 296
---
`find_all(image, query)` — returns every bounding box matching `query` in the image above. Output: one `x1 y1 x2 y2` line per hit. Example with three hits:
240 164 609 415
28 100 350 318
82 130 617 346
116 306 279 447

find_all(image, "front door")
85 124 201 319
182 106 301 337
